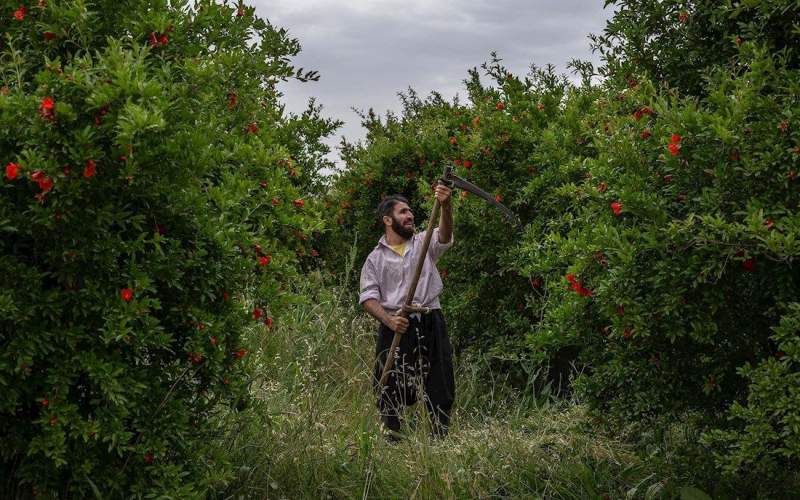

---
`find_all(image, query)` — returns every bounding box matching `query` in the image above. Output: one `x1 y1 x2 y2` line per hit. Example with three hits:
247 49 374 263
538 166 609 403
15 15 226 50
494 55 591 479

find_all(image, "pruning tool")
378 165 522 387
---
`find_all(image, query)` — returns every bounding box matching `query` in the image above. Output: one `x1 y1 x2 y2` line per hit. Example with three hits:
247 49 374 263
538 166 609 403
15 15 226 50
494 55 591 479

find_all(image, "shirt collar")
378 233 414 250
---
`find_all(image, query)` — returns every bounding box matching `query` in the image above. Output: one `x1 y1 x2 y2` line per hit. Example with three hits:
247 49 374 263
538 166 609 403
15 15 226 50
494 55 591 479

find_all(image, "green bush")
322 1 800 492
0 0 336 496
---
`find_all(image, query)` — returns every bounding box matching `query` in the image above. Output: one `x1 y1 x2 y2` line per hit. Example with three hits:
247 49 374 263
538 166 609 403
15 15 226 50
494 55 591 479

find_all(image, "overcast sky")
255 0 615 169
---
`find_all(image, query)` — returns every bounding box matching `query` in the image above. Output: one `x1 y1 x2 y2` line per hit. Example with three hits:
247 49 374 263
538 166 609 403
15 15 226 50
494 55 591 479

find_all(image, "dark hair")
376 194 409 225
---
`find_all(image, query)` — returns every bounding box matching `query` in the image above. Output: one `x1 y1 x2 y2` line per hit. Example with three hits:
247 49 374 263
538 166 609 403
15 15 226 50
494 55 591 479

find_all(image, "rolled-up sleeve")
428 227 454 262
359 258 381 305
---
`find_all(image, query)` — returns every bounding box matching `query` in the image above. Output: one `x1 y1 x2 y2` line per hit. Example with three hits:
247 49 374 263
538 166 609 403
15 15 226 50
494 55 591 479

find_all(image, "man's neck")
385 231 409 246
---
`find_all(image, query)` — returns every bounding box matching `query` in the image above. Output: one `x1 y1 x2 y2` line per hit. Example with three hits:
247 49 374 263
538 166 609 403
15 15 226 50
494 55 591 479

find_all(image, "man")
359 185 455 440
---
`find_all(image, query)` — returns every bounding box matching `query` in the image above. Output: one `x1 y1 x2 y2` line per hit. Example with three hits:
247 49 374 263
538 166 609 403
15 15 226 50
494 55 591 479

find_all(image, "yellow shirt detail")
388 241 407 257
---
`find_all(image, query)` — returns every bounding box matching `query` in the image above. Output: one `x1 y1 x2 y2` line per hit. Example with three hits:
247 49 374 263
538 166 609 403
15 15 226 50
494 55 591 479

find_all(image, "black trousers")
373 309 455 437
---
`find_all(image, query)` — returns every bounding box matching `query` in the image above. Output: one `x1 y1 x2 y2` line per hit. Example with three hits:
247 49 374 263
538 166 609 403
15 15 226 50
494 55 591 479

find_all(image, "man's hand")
362 299 410 334
387 314 409 334
434 183 452 205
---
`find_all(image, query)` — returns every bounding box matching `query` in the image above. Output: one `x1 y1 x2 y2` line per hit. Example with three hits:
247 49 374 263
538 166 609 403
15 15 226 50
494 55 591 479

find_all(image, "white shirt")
358 227 453 313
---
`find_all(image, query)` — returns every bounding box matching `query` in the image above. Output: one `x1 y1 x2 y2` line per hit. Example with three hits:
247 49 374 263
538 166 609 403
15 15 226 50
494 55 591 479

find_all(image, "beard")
391 216 414 240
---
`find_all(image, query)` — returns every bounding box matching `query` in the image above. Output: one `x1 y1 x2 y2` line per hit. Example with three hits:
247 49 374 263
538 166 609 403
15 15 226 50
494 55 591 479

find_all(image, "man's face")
387 202 414 239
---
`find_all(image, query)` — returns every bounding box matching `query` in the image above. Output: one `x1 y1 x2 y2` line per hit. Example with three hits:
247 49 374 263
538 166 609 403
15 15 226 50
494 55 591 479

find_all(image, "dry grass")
214 271 668 499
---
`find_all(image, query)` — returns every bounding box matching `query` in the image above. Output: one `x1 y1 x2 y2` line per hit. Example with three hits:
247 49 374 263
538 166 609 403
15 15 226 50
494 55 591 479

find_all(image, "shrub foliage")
0 0 337 496
323 0 800 491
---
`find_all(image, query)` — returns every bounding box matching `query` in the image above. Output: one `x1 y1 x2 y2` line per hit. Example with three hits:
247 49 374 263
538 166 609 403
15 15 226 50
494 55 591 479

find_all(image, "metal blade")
445 171 522 230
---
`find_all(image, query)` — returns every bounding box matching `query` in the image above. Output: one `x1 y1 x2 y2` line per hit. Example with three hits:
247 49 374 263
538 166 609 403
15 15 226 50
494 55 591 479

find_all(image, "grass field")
210 271 702 499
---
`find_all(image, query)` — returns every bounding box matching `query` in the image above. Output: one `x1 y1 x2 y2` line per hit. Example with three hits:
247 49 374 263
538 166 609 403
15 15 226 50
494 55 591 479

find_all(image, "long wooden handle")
378 197 441 387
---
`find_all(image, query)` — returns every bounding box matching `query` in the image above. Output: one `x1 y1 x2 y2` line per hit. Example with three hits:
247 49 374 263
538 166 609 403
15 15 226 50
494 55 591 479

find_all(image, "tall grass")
210 263 682 499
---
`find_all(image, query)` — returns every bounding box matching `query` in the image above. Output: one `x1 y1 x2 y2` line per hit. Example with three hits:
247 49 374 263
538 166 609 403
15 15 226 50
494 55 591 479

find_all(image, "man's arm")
362 299 408 334
435 184 453 244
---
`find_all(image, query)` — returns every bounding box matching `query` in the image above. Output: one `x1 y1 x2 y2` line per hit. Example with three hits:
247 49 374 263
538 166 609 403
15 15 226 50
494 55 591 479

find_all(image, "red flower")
765 218 775 230
247 122 258 134
271 198 280 206
449 136 457 146
13 6 26 20
223 378 230 385
5 162 20 180
227 92 237 110
454 159 462 166
565 275 592 297
778 121 790 133
663 174 673 183
495 102 505 110
616 305 625 316
189 352 204 365
41 398 49 407
237 5 246 16
252 307 263 320
495 194 502 202
83 159 96 178
668 143 680 156
149 32 159 48
735 36 743 46
223 292 230 301
144 453 154 464
463 160 473 169
264 316 273 328
293 198 305 208
197 322 206 331
120 287 134 302
678 11 689 23
642 107 653 116
597 182 607 193
536 103 545 111
48 416 57 426
670 133 682 144
640 129 651 139
234 349 248 360
210 336 217 346
159 34 168 45
43 31 56 41
610 201 623 216
633 109 643 121
311 249 319 257
39 96 55 120
623 328 633 339
742 258 756 272
37 176 53 193
258 255 271 266
30 170 53 193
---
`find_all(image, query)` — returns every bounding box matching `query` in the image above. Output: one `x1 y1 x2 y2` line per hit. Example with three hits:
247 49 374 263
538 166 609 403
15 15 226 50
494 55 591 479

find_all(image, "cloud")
254 0 614 168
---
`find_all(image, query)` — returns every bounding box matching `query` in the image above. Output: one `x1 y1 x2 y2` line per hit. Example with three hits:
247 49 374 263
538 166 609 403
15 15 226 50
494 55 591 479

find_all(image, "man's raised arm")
436 185 453 244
